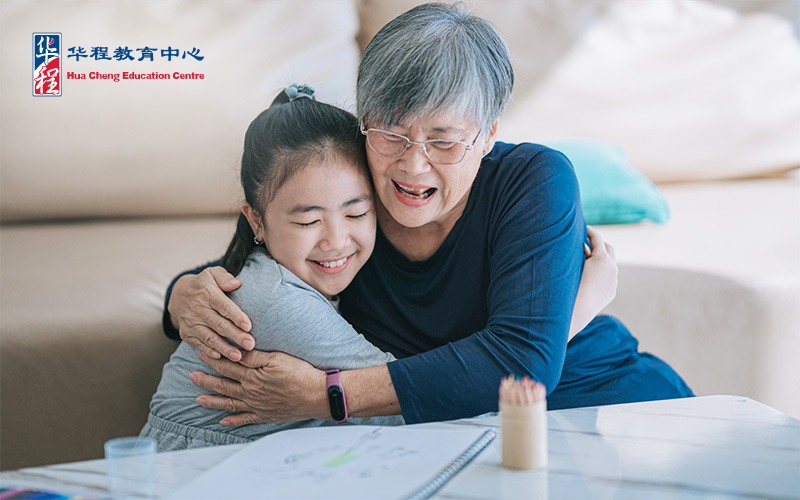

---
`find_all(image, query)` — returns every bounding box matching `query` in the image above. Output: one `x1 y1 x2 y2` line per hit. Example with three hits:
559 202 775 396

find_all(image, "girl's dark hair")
221 90 369 276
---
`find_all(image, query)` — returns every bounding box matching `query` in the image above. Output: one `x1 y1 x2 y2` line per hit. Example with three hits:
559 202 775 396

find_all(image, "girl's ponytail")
221 213 258 276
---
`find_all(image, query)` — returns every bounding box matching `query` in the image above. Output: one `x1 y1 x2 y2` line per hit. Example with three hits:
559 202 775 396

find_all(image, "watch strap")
325 369 348 423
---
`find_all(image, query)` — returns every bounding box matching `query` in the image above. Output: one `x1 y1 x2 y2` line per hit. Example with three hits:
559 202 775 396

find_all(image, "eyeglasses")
360 124 480 165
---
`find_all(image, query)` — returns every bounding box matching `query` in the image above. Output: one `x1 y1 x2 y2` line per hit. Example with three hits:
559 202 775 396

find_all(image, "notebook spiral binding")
404 429 497 500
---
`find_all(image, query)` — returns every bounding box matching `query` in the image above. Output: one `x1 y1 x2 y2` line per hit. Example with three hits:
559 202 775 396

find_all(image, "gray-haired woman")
163 2 692 426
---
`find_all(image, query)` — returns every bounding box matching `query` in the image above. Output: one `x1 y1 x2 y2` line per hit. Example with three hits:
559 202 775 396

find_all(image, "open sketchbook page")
165 425 495 500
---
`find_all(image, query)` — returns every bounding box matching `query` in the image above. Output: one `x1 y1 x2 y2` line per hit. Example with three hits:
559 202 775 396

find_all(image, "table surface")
1 395 798 500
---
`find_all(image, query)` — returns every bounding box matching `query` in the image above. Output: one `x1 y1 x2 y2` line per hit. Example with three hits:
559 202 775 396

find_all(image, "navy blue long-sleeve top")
163 142 586 425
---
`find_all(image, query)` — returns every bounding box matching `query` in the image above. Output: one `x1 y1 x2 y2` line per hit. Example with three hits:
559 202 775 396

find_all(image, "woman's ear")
482 118 500 156
241 202 264 240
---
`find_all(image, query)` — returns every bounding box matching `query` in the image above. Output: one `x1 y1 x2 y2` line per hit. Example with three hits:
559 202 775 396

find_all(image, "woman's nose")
399 143 432 175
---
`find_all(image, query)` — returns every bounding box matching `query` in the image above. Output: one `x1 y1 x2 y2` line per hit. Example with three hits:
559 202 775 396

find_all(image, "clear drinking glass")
104 437 157 498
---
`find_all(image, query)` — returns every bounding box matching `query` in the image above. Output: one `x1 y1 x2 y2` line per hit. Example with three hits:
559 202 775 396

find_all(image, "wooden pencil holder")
500 399 548 470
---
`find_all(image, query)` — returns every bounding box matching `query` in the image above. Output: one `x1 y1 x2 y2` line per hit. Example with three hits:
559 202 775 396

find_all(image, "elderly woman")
164 3 692 426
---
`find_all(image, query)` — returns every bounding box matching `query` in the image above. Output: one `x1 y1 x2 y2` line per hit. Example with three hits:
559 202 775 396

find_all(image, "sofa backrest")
3 0 799 223
1 0 361 222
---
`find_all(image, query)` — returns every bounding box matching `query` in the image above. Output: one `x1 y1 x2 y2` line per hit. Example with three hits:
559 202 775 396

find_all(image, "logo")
33 33 62 96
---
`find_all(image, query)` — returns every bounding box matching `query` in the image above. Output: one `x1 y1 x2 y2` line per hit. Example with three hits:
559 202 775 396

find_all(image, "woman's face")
249 158 376 299
365 113 497 230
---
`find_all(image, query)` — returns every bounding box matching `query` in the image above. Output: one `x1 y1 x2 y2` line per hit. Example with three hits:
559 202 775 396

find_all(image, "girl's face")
253 158 376 299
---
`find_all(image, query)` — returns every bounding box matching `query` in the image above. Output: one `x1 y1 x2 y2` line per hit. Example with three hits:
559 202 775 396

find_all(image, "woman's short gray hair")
357 2 514 133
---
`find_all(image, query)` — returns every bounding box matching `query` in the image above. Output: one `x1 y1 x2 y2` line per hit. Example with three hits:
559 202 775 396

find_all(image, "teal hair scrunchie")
284 83 315 102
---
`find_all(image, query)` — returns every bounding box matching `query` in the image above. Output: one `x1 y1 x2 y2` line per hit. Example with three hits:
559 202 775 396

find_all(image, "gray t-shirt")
143 248 403 450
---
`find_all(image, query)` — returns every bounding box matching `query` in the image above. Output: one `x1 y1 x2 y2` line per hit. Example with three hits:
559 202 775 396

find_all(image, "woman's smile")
392 180 438 206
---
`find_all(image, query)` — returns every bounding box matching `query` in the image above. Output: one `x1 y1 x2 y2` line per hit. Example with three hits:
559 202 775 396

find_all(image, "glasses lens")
366 130 408 157
425 140 467 164
364 129 469 164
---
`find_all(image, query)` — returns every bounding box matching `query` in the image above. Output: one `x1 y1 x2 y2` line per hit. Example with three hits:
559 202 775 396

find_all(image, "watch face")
327 385 347 422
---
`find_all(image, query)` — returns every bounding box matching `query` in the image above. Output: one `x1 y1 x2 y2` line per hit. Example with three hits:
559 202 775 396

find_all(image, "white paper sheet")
165 425 494 500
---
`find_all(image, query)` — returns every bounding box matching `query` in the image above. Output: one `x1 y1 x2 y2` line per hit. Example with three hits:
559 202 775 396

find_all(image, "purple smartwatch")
325 369 348 423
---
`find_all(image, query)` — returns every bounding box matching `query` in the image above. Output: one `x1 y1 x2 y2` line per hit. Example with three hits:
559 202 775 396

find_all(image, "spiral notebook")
166 425 495 500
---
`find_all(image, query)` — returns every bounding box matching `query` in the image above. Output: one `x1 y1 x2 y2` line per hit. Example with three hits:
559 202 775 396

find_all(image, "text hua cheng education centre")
66 71 204 82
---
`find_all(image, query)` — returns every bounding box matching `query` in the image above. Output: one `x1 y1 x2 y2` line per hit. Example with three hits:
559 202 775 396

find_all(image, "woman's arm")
193 353 401 425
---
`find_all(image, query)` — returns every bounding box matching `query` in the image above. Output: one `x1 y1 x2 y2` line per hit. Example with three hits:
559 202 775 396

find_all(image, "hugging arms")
164 149 622 427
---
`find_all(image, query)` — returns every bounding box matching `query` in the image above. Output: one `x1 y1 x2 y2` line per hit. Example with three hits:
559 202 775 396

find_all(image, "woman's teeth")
318 257 347 268
394 182 436 199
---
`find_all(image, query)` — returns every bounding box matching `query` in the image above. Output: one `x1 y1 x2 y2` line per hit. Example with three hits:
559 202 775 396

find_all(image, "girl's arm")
569 226 618 339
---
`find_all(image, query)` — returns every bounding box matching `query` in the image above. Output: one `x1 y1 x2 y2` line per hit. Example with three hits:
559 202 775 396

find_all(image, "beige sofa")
2 0 798 471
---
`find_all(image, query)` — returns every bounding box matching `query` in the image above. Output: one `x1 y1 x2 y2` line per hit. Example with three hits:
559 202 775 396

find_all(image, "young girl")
140 85 403 451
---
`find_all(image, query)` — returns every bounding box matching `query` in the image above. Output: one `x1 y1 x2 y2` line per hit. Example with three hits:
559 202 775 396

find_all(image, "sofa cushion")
0 216 235 470
0 1 361 222
597 174 800 418
546 139 670 225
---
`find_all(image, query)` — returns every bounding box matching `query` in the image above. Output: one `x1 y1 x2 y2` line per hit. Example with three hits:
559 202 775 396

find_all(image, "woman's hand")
168 267 255 361
569 226 618 339
191 350 329 426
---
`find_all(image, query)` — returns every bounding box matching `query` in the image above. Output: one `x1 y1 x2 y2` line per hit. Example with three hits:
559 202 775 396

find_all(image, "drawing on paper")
251 428 418 483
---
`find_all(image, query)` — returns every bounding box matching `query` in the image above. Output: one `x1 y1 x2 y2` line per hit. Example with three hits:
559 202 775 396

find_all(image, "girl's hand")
168 267 255 361
191 350 330 426
569 226 618 339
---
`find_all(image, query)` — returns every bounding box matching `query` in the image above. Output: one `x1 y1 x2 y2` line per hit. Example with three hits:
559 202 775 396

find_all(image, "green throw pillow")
546 139 670 225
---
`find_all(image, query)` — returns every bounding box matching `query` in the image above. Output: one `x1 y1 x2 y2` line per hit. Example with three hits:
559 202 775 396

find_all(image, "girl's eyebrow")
288 193 372 215
288 204 323 215
342 193 372 208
